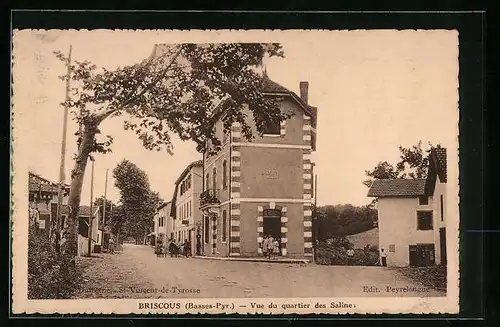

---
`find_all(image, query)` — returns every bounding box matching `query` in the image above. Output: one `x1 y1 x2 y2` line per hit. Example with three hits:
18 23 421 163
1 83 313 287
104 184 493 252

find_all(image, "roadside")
73 244 446 299
393 266 447 292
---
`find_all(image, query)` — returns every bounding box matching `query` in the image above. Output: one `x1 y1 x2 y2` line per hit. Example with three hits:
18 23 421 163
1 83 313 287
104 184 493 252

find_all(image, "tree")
363 141 442 187
56 43 286 259
112 159 163 244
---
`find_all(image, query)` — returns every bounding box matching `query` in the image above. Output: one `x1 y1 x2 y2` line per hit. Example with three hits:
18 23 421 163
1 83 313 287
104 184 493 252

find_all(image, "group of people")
261 234 280 259
155 238 192 258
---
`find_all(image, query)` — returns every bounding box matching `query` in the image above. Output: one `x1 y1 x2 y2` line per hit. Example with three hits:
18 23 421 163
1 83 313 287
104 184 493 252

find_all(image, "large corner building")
199 76 318 258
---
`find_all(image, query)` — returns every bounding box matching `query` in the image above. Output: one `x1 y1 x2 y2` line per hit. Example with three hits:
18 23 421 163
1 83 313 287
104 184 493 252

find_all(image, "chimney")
299 81 309 104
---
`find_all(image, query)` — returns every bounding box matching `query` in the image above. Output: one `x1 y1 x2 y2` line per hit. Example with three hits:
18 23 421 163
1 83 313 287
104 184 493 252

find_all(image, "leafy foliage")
28 226 81 299
56 43 286 155
315 204 377 242
112 159 163 243
315 237 379 266
363 141 442 187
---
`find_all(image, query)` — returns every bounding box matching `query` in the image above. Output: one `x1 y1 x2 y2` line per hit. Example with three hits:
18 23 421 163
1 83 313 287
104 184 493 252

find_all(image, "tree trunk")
60 124 97 261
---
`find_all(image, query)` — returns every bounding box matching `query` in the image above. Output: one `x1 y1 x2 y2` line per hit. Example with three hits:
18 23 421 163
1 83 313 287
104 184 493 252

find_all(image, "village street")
74 244 445 299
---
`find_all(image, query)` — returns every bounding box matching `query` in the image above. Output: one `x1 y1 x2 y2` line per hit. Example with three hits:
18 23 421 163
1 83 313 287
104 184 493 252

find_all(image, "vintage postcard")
11 29 459 315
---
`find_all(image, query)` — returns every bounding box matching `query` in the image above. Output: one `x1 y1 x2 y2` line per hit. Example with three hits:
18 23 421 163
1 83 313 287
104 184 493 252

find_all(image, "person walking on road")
108 236 115 254
380 248 387 267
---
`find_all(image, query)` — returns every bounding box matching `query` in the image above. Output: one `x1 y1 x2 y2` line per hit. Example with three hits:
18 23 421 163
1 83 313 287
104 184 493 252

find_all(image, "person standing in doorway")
272 238 280 259
380 248 387 267
262 235 269 258
267 234 274 260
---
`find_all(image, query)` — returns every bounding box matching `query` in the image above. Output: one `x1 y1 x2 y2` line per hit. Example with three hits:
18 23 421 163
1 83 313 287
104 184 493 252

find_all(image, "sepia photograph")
11 29 459 314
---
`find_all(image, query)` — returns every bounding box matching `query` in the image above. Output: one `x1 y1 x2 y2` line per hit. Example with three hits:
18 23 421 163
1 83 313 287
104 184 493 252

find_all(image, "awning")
147 232 156 237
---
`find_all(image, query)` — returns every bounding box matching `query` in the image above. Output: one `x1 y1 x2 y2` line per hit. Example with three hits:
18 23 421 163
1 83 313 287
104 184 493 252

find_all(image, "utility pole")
55 45 72 254
103 169 108 250
87 156 95 257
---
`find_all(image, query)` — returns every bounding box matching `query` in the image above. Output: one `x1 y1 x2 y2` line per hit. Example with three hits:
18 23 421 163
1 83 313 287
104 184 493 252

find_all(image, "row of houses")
151 74 318 259
28 172 103 256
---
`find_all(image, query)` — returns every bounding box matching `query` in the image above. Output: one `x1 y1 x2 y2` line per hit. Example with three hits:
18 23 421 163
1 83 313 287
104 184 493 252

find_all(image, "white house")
169 160 204 256
367 148 447 267
153 201 172 246
61 205 101 256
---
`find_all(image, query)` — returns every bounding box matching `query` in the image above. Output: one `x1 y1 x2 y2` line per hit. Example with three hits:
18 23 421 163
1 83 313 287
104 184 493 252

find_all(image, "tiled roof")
433 148 447 183
157 201 171 211
261 75 291 93
174 160 203 186
367 179 427 197
29 172 70 193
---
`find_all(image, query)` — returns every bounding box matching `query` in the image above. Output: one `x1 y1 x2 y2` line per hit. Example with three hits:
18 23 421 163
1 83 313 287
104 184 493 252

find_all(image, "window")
419 196 429 205
213 167 217 191
97 233 100 243
206 173 210 191
222 210 227 242
389 244 395 252
222 160 227 189
187 175 191 190
204 216 209 243
440 195 444 221
159 217 164 227
263 118 280 135
417 211 433 230
188 202 191 217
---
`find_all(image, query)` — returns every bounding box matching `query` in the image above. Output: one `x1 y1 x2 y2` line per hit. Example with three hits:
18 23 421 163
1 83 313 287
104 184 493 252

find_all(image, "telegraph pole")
103 169 108 226
87 156 95 257
55 45 72 254
103 169 109 250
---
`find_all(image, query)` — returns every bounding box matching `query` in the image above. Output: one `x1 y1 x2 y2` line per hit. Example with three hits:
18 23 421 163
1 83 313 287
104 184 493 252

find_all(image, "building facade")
28 172 69 235
200 76 318 258
152 202 172 246
367 148 447 267
170 161 204 255
60 205 101 256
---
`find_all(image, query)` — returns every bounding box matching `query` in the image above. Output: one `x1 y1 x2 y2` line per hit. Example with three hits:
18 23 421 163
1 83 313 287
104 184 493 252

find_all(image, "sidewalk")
193 255 310 264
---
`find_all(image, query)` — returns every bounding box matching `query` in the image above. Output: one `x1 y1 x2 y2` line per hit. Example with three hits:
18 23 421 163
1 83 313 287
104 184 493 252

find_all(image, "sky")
12 30 459 206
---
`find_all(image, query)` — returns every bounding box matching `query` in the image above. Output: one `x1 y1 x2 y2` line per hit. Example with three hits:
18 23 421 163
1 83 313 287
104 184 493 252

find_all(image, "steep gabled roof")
424 147 448 195
367 179 427 197
174 160 203 186
29 172 70 194
157 201 172 211
260 74 318 126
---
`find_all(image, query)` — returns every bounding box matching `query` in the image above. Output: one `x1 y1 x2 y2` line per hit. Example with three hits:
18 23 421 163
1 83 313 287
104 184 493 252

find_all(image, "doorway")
263 208 282 255
409 244 435 267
